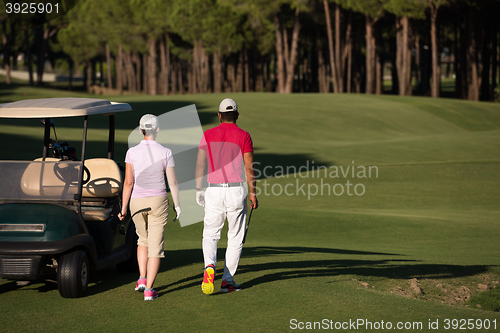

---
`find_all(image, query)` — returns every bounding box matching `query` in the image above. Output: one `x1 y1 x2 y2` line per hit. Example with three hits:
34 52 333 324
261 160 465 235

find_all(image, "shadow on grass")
0 275 59 294
0 246 492 298
253 154 334 179
150 247 491 298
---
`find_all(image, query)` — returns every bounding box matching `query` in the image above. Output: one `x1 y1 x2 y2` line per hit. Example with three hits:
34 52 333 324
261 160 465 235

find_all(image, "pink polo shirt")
199 123 253 184
125 140 175 198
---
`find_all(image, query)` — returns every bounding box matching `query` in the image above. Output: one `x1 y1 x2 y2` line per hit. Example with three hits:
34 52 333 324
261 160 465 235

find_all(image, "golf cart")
0 98 137 298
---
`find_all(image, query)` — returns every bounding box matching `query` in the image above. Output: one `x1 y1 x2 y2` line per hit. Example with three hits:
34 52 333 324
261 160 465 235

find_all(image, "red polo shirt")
199 123 253 184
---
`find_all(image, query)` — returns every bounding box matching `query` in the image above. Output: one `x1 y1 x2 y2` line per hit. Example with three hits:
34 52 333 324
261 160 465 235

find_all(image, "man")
195 98 258 294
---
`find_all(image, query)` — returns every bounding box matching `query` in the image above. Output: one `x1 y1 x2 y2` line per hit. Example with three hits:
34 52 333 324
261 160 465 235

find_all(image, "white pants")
203 185 247 282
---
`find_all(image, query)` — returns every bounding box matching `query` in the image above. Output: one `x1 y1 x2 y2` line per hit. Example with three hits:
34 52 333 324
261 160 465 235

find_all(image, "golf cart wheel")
57 250 89 298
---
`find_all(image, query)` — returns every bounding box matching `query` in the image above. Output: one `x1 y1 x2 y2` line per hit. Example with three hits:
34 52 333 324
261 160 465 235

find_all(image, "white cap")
139 114 159 130
219 98 238 113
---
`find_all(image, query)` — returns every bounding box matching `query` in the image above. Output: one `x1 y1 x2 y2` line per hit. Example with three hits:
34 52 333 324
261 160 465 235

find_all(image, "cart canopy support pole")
107 114 115 160
42 118 50 160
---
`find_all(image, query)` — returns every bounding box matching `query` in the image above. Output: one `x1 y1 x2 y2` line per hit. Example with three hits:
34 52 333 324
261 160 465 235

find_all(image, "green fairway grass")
0 87 499 332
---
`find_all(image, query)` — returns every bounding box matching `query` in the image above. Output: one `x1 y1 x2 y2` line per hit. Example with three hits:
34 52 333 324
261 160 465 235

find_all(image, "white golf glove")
173 205 181 222
196 189 205 207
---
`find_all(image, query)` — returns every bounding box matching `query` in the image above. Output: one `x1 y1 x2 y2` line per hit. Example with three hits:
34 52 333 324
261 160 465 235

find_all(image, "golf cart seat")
82 158 122 198
21 158 80 198
20 157 122 222
80 158 122 222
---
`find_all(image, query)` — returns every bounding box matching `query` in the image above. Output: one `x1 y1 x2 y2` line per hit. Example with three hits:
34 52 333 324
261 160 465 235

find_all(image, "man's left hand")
174 205 181 222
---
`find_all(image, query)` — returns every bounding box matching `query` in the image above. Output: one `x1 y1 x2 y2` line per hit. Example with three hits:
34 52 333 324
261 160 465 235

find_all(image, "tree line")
1 0 499 101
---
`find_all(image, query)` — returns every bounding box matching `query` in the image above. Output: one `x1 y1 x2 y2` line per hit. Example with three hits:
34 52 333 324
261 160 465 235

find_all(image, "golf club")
242 208 254 244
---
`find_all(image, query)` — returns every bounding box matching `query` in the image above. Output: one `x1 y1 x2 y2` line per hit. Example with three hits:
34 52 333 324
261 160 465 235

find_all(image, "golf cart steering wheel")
82 165 91 184
53 163 91 185
84 177 121 196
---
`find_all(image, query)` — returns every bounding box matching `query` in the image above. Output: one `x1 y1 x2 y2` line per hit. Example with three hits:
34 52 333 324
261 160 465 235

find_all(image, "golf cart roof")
0 98 132 118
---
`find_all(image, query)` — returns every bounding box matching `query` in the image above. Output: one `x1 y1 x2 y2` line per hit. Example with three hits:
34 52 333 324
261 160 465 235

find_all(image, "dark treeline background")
1 0 499 101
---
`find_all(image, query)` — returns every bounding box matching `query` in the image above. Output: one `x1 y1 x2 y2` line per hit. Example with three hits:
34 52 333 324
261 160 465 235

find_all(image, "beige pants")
130 195 169 258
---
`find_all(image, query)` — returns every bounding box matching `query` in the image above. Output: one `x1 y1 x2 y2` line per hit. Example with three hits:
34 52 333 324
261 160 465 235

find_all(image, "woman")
118 114 180 301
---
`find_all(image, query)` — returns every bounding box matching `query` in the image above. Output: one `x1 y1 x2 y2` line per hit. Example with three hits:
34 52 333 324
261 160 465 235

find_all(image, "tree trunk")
265 58 272 92
375 52 383 94
353 40 363 93
345 12 353 93
36 26 47 86
159 34 170 95
414 37 421 93
166 35 171 95
430 0 440 98
335 3 343 92
147 35 157 95
283 26 290 73
24 28 34 86
171 57 178 95
491 19 498 99
225 57 235 92
365 14 375 94
274 13 285 93
178 61 185 94
402 17 409 95
193 41 199 93
99 56 104 85
188 57 194 94
36 25 57 86
255 54 264 92
396 16 412 96
68 58 73 91
300 50 306 92
284 8 301 93
480 11 491 101
159 36 166 94
192 42 199 93
75 61 81 76
83 62 88 90
404 18 413 96
346 43 352 93
317 35 328 93
244 48 250 92
142 53 148 94
85 61 92 91
235 51 244 92
454 17 462 98
2 21 11 85
213 51 222 93
191 40 210 93
91 58 97 86
105 44 112 89
390 57 398 94
201 43 210 93
116 44 123 94
422 38 431 95
323 0 338 92
466 10 480 101
125 52 136 93
133 53 141 93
